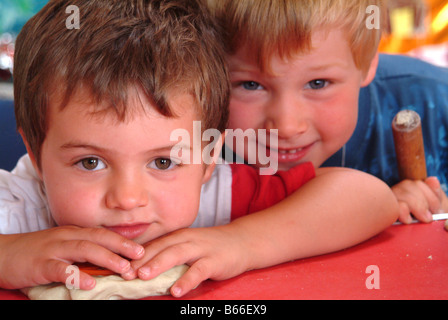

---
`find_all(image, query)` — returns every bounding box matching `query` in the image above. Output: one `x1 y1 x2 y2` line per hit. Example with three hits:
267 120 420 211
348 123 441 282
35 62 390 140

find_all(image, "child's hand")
391 177 448 224
0 226 144 290
123 226 250 298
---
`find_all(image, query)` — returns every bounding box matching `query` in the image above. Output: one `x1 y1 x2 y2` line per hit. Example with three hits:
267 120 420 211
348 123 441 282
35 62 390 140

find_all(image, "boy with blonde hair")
0 0 398 298
207 0 448 225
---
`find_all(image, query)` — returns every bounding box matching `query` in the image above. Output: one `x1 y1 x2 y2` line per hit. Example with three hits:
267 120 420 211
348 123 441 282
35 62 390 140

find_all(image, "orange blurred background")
380 0 448 54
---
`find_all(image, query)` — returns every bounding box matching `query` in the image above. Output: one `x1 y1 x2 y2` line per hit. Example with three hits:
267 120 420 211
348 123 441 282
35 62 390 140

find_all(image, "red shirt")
230 162 315 220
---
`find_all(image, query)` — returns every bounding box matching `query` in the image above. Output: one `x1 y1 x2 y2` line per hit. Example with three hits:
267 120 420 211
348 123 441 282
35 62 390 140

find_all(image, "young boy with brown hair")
0 0 398 298
206 0 448 225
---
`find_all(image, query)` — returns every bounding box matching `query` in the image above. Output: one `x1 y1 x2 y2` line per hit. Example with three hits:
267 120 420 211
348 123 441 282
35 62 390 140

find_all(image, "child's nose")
265 95 309 139
105 173 149 211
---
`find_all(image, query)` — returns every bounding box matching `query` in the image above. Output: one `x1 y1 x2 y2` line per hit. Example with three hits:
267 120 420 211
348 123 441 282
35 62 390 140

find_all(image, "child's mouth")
278 148 304 154
105 223 150 240
272 144 313 163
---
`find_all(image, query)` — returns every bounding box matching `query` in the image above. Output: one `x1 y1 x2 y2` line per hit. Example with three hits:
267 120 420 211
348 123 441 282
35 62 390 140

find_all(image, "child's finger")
129 228 198 277
392 180 437 222
76 227 145 260
170 260 212 297
397 191 430 222
424 177 446 212
425 177 441 195
41 259 96 290
136 241 196 281
418 180 440 215
63 240 135 275
441 191 448 212
397 201 413 224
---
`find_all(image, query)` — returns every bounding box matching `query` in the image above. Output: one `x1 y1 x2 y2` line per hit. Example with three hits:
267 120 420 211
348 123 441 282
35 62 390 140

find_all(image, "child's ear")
18 128 42 179
202 132 226 184
361 51 379 87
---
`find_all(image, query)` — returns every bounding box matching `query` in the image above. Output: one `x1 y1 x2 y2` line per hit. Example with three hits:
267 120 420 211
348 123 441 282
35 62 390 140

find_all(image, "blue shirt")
323 54 448 192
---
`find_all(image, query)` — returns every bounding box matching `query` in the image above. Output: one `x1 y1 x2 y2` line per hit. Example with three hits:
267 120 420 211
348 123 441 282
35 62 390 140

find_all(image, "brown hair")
14 0 229 167
206 0 387 74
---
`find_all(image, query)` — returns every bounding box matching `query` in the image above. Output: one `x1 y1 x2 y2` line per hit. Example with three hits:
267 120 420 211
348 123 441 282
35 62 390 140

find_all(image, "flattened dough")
22 264 188 300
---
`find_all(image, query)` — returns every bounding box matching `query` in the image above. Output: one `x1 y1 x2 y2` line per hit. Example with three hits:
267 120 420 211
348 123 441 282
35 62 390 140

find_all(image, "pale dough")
22 264 188 300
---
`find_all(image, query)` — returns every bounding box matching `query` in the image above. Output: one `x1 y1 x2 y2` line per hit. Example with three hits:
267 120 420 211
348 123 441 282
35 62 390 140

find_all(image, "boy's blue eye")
76 157 106 171
242 81 262 91
307 79 328 90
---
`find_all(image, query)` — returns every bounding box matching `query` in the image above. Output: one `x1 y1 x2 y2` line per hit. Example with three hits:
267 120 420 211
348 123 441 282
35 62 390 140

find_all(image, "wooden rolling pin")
392 110 427 181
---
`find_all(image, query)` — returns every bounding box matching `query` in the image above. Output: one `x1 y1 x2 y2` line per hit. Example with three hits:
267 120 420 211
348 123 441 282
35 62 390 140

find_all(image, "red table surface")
1 221 447 300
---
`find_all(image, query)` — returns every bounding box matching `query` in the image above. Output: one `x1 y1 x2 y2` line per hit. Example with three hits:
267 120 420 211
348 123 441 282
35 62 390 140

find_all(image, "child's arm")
125 167 399 297
0 226 144 289
391 177 448 224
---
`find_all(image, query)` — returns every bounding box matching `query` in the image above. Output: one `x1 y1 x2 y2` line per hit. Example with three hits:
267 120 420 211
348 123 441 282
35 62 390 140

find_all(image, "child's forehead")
45 86 203 152
230 27 352 74
48 84 199 123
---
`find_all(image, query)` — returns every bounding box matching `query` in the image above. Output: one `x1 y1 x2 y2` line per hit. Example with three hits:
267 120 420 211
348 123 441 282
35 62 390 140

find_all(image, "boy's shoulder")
376 53 448 83
0 154 55 234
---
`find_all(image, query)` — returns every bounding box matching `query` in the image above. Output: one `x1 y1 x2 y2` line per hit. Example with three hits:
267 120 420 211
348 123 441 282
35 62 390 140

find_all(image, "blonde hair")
206 0 387 74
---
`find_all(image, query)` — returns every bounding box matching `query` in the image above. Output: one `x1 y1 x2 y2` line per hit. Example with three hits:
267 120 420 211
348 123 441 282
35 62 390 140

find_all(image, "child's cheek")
320 94 358 139
47 187 100 228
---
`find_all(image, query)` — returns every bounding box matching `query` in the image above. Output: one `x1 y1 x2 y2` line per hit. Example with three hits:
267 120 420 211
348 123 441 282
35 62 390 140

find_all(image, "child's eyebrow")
60 142 193 154
306 62 347 72
60 142 107 153
228 59 259 73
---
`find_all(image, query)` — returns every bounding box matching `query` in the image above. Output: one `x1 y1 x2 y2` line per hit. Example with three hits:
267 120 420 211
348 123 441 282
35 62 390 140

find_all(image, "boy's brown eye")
154 158 172 170
76 157 106 171
81 158 99 170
